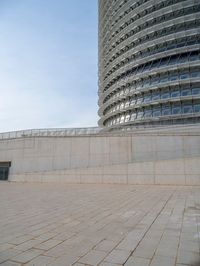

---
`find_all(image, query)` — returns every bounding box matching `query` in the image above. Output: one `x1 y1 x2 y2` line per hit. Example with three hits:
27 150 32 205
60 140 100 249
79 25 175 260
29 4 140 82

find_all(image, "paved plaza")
0 182 199 266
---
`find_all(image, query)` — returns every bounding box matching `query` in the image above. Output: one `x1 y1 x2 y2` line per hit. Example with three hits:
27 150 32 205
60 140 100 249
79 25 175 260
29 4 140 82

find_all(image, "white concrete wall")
0 130 200 185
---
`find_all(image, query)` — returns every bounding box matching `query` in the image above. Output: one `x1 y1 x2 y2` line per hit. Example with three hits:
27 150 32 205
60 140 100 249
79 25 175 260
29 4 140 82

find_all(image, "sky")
0 0 98 132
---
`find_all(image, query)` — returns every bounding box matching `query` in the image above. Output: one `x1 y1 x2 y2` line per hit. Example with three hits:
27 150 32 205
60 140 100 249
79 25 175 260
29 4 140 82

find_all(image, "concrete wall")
0 130 200 185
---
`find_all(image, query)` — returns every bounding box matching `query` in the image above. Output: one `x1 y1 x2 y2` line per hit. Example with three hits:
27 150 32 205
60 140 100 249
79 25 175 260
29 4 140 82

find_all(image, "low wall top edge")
0 124 200 140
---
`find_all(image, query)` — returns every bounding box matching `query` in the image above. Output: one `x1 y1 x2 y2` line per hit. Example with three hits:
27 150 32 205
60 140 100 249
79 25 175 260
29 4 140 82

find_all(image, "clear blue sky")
0 0 98 132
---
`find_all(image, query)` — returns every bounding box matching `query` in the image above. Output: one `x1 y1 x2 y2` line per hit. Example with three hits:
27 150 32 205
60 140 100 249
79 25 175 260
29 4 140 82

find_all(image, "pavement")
0 182 199 266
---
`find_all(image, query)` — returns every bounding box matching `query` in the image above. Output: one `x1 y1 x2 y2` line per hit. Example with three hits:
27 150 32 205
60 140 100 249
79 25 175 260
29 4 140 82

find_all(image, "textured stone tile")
44 242 70 257
35 239 62 250
155 245 178 258
179 240 200 253
133 246 156 259
0 261 21 266
94 240 117 252
78 250 107 266
48 250 81 266
125 256 150 266
14 239 43 251
25 255 56 265
0 183 199 266
0 249 22 264
150 255 176 266
8 236 33 245
52 231 75 241
0 244 15 253
104 249 131 264
177 250 200 265
99 263 122 266
12 249 43 264
116 231 143 251
35 232 58 241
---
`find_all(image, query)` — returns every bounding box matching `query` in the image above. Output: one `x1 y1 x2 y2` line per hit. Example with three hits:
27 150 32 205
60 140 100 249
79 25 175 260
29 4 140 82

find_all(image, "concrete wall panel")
102 175 127 184
0 128 200 185
155 174 185 185
185 175 200 185
128 175 154 185
184 157 200 175
184 136 200 157
155 136 184 160
155 159 185 175
132 136 156 162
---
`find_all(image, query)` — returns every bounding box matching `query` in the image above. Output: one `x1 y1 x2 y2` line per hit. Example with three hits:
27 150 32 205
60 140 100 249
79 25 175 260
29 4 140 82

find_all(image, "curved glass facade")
98 0 200 130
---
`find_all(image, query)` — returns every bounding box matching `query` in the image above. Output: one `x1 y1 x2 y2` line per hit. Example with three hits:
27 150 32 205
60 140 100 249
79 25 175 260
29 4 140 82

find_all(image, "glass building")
98 0 200 130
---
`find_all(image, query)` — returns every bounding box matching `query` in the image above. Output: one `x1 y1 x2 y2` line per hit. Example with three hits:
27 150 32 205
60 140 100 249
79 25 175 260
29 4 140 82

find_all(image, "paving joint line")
123 188 177 265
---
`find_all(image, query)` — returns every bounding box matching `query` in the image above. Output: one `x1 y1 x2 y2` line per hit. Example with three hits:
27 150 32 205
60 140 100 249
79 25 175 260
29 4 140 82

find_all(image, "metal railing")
0 127 102 140
1 123 200 140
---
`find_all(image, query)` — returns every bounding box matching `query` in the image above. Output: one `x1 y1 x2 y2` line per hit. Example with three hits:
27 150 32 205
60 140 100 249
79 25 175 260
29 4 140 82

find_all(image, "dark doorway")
0 162 11 181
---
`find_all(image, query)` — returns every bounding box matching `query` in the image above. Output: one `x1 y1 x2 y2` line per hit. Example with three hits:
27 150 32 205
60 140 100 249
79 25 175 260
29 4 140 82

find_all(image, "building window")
172 105 181 115
182 105 193 113
130 112 136 121
194 103 200 112
152 92 160 101
136 110 144 119
192 88 200 95
153 110 161 117
181 89 191 96
144 109 152 118
171 90 180 98
161 90 170 99
180 73 190 80
125 114 131 122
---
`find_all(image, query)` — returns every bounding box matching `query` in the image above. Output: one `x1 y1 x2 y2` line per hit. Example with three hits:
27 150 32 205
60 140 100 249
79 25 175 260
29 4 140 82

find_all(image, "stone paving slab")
0 182 199 266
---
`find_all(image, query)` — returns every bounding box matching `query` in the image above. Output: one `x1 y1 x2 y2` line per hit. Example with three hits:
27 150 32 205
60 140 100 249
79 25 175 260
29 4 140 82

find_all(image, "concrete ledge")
9 156 200 185
1 127 200 185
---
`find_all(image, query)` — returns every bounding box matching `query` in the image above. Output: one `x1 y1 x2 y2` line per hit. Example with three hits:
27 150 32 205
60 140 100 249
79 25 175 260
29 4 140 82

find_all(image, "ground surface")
0 182 199 266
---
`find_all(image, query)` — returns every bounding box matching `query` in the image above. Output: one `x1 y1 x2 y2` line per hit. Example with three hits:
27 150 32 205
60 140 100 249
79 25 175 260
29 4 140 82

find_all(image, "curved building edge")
98 0 200 130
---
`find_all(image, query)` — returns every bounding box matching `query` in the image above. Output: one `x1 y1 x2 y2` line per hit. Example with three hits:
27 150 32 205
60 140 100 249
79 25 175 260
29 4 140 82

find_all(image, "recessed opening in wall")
0 162 11 181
